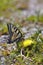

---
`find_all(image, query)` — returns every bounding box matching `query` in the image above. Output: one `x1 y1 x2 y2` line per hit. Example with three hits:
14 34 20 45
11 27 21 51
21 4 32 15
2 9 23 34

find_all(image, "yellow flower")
23 39 34 47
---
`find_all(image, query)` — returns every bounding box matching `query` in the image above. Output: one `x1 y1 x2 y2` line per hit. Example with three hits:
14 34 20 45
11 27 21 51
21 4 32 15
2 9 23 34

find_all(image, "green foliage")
0 0 16 16
0 0 8 11
26 15 43 22
26 15 37 22
0 23 8 33
39 15 43 22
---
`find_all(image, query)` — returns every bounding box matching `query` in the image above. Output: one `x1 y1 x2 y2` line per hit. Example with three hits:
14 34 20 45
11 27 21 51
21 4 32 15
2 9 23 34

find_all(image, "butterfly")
7 23 23 43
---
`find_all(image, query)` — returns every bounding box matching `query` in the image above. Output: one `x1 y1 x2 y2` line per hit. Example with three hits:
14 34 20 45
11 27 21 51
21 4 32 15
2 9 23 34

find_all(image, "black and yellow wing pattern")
7 23 22 43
